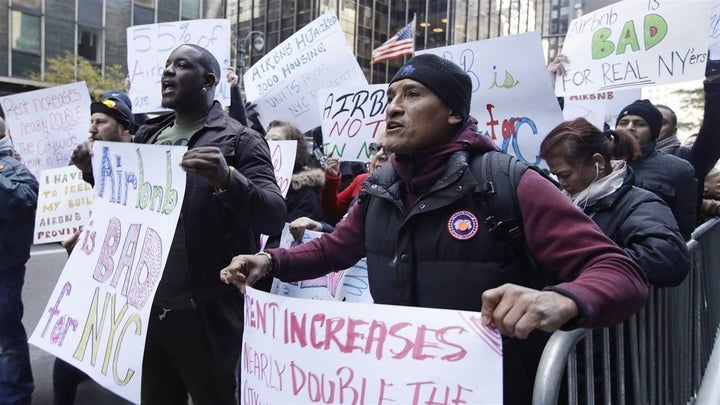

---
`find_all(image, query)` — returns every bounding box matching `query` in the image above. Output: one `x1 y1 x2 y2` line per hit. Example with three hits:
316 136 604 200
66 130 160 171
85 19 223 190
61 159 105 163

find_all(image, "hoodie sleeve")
516 170 648 329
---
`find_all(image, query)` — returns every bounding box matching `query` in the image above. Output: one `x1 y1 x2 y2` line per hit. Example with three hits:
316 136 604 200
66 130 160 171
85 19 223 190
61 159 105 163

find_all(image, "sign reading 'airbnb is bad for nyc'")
29 141 187 404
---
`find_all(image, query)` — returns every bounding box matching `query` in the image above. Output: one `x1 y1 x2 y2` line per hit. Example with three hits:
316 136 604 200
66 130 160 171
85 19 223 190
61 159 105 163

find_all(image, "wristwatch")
254 251 275 277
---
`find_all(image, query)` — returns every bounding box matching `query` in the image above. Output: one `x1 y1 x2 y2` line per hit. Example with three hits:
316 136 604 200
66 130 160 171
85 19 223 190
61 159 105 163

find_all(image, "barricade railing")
532 218 720 404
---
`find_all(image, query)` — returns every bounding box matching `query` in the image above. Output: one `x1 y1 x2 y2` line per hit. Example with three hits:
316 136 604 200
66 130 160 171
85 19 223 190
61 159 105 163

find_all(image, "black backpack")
469 150 558 289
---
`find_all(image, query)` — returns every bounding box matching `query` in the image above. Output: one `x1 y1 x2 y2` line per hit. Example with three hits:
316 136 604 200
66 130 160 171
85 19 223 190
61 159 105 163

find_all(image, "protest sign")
711 0 720 60
127 19 232 113
243 10 367 132
556 0 712 96
318 83 387 162
29 141 187 403
0 82 91 179
241 287 503 404
270 225 372 303
419 32 564 165
562 88 641 131
33 166 94 244
267 140 297 198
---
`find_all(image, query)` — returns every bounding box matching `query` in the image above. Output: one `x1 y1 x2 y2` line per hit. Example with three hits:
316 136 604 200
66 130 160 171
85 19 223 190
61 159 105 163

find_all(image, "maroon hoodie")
270 117 648 329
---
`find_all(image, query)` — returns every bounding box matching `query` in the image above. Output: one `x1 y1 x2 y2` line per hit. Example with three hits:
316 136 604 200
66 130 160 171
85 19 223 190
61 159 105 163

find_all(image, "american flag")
371 19 415 65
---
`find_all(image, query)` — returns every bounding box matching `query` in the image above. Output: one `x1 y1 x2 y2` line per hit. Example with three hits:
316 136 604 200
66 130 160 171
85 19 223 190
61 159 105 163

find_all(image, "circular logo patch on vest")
447 211 479 240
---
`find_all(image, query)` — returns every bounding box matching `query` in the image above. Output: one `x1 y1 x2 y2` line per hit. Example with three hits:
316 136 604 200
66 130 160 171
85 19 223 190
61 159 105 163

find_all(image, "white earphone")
595 161 600 176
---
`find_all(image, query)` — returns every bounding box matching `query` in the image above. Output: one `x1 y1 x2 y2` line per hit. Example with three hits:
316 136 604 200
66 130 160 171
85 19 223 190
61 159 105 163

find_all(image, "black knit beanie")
389 54 472 122
616 99 662 139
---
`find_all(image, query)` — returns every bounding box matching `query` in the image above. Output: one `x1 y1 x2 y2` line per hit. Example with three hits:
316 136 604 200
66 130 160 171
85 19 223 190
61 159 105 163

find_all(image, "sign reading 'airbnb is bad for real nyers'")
29 141 187 404
557 0 712 96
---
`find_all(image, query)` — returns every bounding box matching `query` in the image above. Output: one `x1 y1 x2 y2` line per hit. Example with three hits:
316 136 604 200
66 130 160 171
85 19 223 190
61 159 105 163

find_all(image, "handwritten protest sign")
33 166 94 244
127 19 231 113
29 141 187 403
243 10 367 132
318 84 387 162
241 287 503 404
267 140 297 198
562 88 641 131
556 0 712 96
711 0 720 60
419 32 564 165
0 82 91 179
270 225 373 303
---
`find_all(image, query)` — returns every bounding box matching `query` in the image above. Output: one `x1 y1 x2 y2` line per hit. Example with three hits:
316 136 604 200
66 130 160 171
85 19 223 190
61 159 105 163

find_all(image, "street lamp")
237 30 265 73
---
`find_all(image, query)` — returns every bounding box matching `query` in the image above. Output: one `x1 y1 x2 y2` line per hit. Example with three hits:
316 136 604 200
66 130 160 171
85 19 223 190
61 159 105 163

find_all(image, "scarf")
565 160 627 210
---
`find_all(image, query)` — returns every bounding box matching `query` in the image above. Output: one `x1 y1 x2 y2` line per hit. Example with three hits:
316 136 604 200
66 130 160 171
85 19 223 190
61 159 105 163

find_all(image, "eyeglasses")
368 142 385 155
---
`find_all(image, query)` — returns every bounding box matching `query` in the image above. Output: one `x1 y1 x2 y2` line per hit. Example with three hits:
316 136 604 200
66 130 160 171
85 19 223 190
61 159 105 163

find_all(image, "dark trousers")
0 267 34 405
52 358 88 405
141 293 243 405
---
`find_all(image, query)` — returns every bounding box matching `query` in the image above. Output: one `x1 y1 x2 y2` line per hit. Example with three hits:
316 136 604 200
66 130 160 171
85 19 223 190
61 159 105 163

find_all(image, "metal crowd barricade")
532 218 720 405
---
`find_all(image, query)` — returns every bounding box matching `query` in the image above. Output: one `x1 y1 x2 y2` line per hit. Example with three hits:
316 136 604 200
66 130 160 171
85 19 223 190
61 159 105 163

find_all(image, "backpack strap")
471 151 529 258
470 151 557 288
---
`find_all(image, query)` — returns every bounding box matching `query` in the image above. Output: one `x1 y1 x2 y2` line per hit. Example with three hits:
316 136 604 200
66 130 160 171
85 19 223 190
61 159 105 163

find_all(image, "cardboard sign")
29 141 188 404
0 82 92 179
562 88 641 131
127 19 232 113
243 10 367 132
270 225 373 303
711 0 720 60
267 140 297 198
318 84 387 162
556 0 712 96
241 287 503 404
33 166 94 244
419 32 565 165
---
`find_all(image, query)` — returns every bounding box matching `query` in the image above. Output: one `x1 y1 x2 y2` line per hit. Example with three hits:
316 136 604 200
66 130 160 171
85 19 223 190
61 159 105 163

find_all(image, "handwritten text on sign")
0 82 92 179
556 0 711 96
270 225 373 303
28 141 187 404
241 287 503 404
318 84 387 162
267 140 297 198
127 19 232 113
33 166 94 244
420 32 564 166
244 10 367 132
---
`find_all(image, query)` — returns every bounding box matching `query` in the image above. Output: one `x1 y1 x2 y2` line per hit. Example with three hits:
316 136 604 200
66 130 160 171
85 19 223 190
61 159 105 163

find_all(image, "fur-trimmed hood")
291 166 325 190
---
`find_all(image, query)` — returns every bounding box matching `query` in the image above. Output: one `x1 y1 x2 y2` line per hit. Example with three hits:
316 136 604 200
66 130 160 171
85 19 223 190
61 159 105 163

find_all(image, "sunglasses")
101 98 130 119
368 142 385 155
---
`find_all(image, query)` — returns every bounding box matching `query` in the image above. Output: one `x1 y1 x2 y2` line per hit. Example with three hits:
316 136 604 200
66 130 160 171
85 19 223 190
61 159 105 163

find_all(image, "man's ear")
448 110 463 126
204 73 217 91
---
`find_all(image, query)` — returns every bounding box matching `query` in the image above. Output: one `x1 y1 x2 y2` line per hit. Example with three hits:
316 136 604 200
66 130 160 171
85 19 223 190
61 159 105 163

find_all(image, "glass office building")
0 0 604 96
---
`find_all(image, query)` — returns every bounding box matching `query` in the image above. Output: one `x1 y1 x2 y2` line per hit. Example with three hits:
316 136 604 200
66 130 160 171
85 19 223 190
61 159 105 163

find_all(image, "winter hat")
389 54 472 122
91 96 138 133
616 99 662 139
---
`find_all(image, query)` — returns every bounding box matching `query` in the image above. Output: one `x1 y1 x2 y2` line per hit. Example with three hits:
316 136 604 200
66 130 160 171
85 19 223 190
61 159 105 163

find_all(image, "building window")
78 0 103 26
78 26 102 63
12 0 41 12
181 0 200 20
11 10 41 77
134 0 155 25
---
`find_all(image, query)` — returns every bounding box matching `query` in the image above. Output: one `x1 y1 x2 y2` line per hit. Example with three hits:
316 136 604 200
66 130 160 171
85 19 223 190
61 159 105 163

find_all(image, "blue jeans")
0 267 34 405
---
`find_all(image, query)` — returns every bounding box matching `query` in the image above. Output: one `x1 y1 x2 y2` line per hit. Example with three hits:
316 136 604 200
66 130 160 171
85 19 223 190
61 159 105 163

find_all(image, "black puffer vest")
359 150 525 311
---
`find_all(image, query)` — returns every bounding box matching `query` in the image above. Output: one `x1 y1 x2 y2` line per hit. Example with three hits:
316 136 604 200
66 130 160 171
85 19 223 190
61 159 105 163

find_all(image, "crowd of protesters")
1 25 719 405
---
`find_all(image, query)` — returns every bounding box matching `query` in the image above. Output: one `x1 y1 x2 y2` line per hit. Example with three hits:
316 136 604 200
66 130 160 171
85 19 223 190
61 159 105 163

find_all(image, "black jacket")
134 102 286 302
583 169 689 287
630 141 697 240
